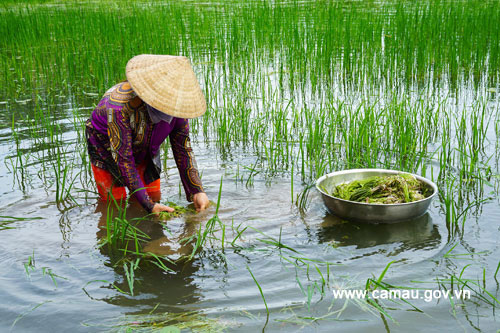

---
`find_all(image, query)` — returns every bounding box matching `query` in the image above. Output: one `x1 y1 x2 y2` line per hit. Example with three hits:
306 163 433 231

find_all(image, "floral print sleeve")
169 118 204 202
107 106 155 212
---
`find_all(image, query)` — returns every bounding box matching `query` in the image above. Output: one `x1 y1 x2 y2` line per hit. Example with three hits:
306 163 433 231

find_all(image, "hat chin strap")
146 104 174 124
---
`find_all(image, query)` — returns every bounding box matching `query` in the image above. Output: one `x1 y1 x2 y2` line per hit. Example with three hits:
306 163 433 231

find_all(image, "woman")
85 54 209 214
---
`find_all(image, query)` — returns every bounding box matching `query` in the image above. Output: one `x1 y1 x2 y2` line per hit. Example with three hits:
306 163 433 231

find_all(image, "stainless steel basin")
316 169 438 224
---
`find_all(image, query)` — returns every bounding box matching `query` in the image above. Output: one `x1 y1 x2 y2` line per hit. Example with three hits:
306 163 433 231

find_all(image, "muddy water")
0 97 499 332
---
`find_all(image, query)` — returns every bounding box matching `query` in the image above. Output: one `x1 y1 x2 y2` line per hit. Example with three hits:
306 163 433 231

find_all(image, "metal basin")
316 169 438 224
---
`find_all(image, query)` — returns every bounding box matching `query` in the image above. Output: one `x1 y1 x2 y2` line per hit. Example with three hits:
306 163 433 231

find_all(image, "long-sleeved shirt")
85 81 204 212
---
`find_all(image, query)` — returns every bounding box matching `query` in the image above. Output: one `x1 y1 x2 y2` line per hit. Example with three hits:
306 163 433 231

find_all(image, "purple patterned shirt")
85 81 204 212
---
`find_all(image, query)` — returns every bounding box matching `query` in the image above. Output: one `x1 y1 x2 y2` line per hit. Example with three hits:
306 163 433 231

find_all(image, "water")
1 115 499 331
1 1 500 332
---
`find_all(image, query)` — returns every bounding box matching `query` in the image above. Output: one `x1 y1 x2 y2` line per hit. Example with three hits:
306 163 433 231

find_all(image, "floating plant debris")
327 174 430 204
116 310 229 332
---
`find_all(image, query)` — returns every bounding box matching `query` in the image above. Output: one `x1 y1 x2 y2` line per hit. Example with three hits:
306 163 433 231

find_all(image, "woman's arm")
107 107 156 212
169 118 205 202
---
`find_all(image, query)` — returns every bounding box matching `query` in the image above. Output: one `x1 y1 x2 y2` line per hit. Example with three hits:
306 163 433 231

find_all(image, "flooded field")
1 0 499 331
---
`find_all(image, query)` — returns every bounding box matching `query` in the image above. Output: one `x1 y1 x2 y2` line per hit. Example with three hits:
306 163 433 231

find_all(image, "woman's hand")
152 203 174 215
193 192 209 212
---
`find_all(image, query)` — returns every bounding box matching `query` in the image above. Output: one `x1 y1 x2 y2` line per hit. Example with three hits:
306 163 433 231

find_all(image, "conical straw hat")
126 54 207 119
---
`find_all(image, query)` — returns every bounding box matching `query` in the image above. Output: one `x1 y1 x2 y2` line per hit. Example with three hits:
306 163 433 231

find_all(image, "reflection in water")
93 200 204 313
317 213 441 254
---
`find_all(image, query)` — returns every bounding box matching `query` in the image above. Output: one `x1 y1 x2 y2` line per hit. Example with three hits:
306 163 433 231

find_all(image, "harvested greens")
158 201 195 220
327 173 430 204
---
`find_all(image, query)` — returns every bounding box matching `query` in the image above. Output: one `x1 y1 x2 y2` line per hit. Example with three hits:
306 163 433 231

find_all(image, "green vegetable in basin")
327 174 430 204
